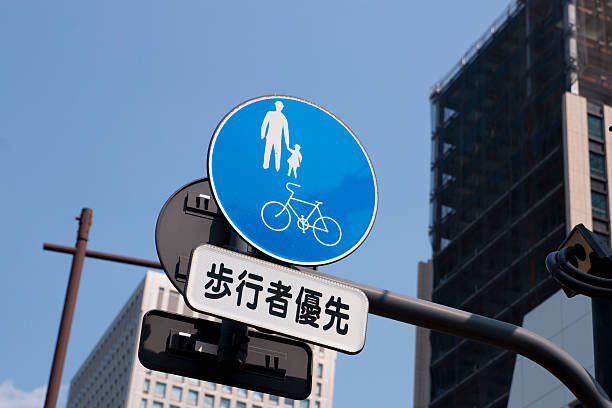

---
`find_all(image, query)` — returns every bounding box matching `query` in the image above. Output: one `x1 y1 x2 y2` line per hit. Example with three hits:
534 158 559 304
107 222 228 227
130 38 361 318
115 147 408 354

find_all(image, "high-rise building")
422 0 612 407
413 261 433 408
67 271 337 408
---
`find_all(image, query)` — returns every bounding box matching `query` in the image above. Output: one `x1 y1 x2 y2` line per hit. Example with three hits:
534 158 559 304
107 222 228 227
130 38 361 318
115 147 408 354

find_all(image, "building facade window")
315 383 321 396
154 382 166 397
315 402 320 408
237 388 248 397
187 390 198 404
156 288 164 309
206 382 216 388
236 402 246 408
204 394 214 407
168 291 180 313
269 395 279 404
285 398 294 406
253 391 263 399
152 402 163 408
594 231 610 246
316 364 323 378
590 152 606 178
592 191 609 219
299 400 309 408
220 398 231 408
588 114 604 140
222 385 232 392
143 379 150 393
587 108 610 246
141 399 147 408
170 386 182 401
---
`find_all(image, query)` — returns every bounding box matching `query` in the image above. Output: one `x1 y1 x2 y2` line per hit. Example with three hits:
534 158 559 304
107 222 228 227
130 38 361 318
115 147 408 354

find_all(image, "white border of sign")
207 95 379 266
185 244 369 354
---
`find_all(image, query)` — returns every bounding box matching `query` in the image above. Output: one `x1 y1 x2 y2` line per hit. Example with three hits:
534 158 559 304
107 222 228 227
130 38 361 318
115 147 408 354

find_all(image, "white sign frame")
185 244 369 354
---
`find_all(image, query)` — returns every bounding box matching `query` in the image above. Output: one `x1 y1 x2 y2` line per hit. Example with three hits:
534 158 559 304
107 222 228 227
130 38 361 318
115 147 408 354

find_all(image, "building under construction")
420 0 612 407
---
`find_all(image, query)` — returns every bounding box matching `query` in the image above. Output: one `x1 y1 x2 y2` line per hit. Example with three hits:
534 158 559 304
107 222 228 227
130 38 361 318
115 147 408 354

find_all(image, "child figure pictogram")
287 144 302 178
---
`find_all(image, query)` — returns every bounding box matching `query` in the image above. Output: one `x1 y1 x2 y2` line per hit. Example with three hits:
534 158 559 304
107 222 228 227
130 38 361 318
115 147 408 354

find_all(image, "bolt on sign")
185 244 369 354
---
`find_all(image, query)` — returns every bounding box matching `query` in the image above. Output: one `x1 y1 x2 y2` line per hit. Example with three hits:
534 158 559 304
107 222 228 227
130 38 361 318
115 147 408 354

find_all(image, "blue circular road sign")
208 95 378 266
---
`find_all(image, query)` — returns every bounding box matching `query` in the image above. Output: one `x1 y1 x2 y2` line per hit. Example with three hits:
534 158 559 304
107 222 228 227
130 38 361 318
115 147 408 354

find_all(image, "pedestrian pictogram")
208 95 378 265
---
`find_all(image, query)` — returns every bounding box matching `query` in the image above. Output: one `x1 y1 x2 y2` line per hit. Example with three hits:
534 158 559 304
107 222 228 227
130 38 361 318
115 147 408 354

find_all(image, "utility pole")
44 208 92 408
217 231 250 366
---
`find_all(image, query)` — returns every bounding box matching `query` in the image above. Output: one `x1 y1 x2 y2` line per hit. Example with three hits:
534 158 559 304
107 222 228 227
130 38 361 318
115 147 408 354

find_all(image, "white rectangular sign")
185 244 368 354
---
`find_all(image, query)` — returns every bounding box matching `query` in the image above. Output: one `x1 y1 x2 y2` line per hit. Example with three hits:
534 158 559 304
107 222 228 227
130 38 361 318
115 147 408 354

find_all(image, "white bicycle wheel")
313 216 342 246
261 201 291 231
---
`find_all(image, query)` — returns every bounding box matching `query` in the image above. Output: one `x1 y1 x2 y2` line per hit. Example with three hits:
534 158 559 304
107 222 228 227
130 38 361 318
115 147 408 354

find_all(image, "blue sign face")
208 96 378 265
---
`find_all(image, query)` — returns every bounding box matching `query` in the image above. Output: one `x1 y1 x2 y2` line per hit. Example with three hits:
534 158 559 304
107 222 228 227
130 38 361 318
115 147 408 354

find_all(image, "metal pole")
43 243 612 407
592 298 612 398
332 276 612 408
217 231 250 365
44 208 92 408
43 242 160 269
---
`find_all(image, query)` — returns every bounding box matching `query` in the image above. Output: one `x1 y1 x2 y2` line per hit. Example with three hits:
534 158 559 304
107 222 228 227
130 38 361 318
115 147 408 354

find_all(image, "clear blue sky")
0 1 508 407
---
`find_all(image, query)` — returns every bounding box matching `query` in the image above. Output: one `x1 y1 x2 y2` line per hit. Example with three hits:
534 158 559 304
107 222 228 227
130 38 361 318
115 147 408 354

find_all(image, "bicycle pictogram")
261 183 342 247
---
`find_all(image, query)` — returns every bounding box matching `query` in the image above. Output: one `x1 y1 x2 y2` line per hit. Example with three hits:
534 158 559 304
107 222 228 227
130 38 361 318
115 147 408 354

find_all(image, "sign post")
148 95 378 397
44 208 92 408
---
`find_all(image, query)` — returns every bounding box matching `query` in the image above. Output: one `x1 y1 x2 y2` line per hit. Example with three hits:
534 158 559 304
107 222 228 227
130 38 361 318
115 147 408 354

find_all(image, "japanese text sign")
185 244 369 354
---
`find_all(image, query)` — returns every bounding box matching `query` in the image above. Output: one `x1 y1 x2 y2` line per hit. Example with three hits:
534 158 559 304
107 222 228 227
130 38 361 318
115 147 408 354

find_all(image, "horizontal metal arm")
43 242 612 407
324 275 612 408
43 243 162 269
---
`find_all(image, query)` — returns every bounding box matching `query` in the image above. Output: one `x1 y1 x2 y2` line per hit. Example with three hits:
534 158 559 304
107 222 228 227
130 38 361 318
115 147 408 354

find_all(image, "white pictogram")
287 144 302 178
261 183 342 247
261 101 290 172
261 101 303 178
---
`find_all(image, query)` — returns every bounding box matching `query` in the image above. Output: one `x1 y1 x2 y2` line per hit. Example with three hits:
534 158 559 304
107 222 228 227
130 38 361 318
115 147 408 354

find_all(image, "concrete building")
67 270 337 408
413 261 433 408
507 291 593 408
419 0 612 407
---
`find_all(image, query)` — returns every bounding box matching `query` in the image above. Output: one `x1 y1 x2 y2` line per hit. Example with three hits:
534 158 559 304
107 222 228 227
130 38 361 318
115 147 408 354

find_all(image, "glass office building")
425 1 612 407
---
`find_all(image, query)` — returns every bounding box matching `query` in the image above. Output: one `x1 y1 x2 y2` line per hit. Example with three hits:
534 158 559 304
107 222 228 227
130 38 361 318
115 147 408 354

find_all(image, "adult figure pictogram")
261 101 290 171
